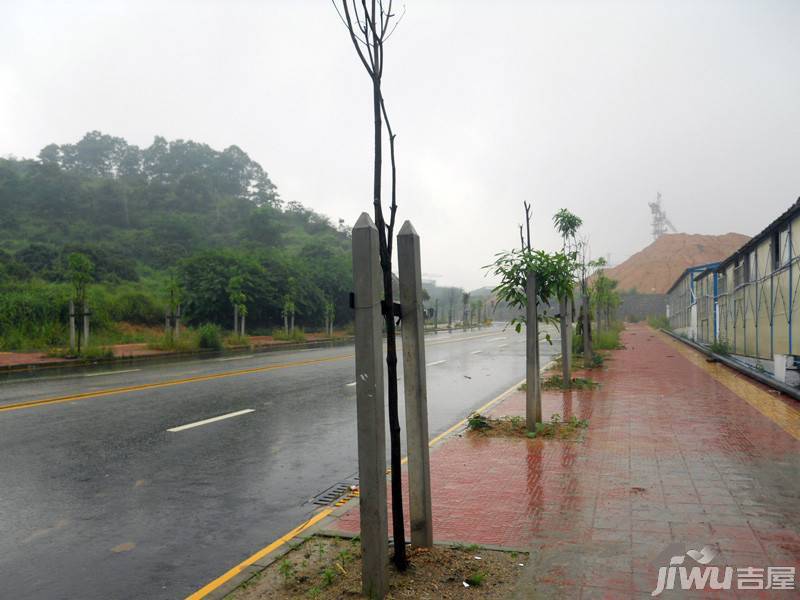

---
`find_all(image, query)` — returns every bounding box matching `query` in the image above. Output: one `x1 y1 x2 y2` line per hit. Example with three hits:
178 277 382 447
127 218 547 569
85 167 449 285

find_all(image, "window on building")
734 260 743 287
780 228 791 266
748 251 757 282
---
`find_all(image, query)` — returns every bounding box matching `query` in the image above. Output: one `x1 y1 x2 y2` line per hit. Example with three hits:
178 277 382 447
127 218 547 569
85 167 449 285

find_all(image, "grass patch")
467 412 589 441
647 314 671 330
48 344 115 360
227 536 527 599
594 327 624 350
708 340 731 356
526 413 589 439
541 374 599 390
224 333 251 348
272 328 307 343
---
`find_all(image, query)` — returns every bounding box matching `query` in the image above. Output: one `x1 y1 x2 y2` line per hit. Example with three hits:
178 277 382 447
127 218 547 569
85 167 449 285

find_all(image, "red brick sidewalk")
327 324 800 597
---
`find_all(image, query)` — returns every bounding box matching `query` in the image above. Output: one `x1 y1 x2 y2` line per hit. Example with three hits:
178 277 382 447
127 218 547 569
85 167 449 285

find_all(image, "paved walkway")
326 324 800 598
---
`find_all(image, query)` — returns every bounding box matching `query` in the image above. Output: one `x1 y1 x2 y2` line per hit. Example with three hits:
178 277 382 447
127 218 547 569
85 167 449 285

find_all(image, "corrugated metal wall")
715 214 800 361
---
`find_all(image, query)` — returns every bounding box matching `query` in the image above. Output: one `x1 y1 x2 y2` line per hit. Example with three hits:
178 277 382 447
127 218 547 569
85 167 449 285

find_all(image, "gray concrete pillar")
560 296 571 385
398 221 433 548
83 301 90 348
526 272 542 429
69 300 76 353
582 294 592 363
352 213 388 598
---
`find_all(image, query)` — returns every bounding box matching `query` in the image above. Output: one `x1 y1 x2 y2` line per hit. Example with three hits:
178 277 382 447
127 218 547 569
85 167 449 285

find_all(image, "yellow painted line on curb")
397 376 528 468
184 508 333 600
187 374 530 599
660 332 800 440
0 354 353 414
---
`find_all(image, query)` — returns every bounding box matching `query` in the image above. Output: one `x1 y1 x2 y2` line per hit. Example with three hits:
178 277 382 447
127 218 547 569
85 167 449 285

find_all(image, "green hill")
0 131 352 351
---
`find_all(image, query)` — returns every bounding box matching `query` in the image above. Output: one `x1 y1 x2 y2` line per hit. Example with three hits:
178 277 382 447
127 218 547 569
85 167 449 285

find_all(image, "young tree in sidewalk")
552 209 582 386
334 0 409 570
485 203 577 426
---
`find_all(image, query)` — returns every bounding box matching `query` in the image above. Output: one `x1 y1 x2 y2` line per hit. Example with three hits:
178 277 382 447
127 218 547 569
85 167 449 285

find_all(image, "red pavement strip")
326 324 800 597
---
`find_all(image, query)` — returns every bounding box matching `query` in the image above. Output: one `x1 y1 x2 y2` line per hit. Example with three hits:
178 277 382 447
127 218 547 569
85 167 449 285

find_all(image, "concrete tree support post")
83 301 90 348
526 272 542 429
397 220 433 548
69 300 76 353
582 295 592 362
351 213 389 598
560 296 572 384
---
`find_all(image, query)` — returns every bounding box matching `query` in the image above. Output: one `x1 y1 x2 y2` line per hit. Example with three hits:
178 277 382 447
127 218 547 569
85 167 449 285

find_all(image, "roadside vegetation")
467 412 589 440
228 535 526 599
647 314 671 330
0 132 353 353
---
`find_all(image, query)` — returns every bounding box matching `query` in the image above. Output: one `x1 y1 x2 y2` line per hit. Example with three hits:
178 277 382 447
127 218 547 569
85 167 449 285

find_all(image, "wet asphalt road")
0 324 558 600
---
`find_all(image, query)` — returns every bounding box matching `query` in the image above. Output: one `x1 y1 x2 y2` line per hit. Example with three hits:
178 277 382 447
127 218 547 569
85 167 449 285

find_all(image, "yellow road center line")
1 330 505 414
184 508 332 600
0 354 353 413
660 331 800 440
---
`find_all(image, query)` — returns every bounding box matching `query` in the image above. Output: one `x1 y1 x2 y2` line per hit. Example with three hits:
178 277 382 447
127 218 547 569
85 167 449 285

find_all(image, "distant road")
0 324 558 600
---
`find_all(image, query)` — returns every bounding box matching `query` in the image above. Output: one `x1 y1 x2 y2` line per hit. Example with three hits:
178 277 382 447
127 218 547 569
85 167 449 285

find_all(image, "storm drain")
310 477 359 506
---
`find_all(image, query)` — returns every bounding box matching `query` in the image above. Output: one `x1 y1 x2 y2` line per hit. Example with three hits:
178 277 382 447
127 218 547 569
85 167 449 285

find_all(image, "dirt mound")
605 232 750 294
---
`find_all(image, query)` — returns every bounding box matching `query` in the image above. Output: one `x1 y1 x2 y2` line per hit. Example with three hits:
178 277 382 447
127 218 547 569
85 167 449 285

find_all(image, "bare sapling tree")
335 0 408 570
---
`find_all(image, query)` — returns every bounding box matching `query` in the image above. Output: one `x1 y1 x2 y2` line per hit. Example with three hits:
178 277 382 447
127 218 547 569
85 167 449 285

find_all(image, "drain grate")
310 477 359 506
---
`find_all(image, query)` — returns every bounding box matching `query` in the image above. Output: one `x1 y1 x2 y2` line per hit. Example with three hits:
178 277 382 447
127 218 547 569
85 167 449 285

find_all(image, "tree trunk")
240 314 245 337
284 313 288 335
372 68 407 568
582 294 592 363
234 305 239 335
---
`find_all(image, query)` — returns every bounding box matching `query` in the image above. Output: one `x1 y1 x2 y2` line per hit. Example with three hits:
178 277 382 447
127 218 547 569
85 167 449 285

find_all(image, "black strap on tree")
350 292 402 325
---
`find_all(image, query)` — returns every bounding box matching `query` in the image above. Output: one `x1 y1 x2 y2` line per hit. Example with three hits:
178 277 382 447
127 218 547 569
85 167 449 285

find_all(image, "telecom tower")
648 192 677 240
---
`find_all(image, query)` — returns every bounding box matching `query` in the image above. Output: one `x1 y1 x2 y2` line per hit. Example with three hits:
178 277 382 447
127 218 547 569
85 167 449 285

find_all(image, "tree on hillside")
67 252 93 353
335 0 408 570
227 275 248 336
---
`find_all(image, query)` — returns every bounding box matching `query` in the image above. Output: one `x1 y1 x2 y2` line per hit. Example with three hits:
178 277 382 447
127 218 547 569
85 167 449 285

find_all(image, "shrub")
148 330 199 353
109 290 163 325
272 328 306 342
593 325 623 350
467 413 490 430
197 323 222 349
225 333 251 348
709 340 731 356
647 314 671 330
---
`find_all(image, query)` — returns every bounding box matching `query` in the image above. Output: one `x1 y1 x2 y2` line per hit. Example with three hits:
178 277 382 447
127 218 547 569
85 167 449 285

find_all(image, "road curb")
0 336 356 379
199 360 555 599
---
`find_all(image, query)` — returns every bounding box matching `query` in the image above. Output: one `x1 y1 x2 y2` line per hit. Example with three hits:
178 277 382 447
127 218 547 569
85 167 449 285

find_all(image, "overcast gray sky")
2 0 799 290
